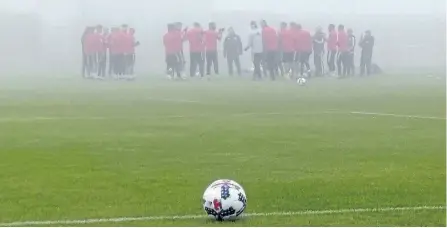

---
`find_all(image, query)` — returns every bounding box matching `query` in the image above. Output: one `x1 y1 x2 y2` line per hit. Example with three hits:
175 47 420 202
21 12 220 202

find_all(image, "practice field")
0 74 445 226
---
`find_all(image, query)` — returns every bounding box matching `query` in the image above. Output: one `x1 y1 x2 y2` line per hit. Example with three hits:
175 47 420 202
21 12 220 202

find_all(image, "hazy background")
0 0 445 76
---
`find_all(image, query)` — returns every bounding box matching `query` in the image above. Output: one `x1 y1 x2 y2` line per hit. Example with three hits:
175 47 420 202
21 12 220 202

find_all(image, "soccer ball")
202 179 247 221
296 77 307 85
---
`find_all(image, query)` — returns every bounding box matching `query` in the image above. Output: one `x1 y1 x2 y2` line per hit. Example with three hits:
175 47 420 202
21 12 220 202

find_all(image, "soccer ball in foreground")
297 77 307 85
202 179 247 221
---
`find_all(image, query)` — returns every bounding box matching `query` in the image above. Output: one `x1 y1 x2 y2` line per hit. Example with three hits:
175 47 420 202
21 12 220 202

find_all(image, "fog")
0 0 445 76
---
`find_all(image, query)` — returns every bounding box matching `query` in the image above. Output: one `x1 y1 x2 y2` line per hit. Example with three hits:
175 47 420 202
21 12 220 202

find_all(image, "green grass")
0 74 445 226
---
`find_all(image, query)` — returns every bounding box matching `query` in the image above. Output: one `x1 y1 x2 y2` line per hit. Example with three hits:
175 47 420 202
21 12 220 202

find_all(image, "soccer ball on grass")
296 77 307 85
202 179 247 221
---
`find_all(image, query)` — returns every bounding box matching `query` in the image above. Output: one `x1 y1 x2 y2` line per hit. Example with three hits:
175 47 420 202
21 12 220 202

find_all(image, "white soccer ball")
202 179 247 221
296 77 307 85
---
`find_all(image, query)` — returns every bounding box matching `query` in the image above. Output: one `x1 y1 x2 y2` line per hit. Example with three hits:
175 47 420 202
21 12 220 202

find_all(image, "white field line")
0 205 444 226
145 97 203 103
0 111 341 122
0 111 445 123
350 111 446 120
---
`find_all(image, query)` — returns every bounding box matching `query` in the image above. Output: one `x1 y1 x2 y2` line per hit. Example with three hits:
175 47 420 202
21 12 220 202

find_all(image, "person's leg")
227 57 234 76
253 53 262 80
366 53 372 76
198 52 205 77
206 51 212 75
314 52 322 76
234 56 241 76
336 52 343 76
190 52 197 77
212 51 219 75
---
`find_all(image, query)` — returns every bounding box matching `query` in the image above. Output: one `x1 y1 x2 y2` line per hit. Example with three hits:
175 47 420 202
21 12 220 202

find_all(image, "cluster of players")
163 20 376 81
81 24 140 79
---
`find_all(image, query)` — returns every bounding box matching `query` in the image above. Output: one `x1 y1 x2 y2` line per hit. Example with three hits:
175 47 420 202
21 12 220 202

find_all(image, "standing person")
244 21 263 80
186 22 205 77
346 28 356 76
260 20 279 80
82 27 95 78
204 22 223 76
223 27 243 76
175 22 186 77
90 25 103 77
327 24 337 76
108 27 120 77
278 22 295 78
297 24 312 77
97 27 109 78
81 26 91 78
359 30 375 76
336 24 349 77
290 22 300 78
121 24 134 76
164 23 182 79
128 28 140 76
114 25 128 77
313 26 325 77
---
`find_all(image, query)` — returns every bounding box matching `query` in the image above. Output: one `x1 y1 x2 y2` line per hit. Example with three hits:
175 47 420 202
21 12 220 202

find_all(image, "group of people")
163 20 376 81
81 24 140 79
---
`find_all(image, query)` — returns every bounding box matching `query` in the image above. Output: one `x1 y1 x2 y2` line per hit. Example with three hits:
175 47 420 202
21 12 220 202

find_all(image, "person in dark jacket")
312 26 325 77
359 30 375 76
223 27 243 76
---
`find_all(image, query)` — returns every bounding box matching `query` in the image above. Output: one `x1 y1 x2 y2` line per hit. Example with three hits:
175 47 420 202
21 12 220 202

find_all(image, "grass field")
0 74 445 226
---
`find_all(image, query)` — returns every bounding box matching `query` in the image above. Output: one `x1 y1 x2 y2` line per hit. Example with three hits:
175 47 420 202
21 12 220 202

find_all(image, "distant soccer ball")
202 179 247 221
296 77 307 85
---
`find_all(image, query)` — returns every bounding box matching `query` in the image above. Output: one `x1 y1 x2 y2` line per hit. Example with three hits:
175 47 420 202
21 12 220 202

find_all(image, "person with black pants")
223 27 243 76
313 26 325 77
186 22 205 77
359 30 375 76
204 22 223 76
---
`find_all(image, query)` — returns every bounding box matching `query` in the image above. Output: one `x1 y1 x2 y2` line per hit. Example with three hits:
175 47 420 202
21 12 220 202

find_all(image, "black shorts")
299 52 311 62
282 52 294 63
166 53 180 66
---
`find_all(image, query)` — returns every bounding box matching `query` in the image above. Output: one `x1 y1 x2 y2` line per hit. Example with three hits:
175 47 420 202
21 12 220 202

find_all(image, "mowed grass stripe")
0 205 445 226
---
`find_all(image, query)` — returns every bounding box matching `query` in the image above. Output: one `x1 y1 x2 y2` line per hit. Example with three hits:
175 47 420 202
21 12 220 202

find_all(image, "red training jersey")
337 30 349 52
299 30 312 52
279 28 295 53
122 32 134 54
164 31 183 54
83 33 98 54
108 32 119 54
186 28 204 53
204 30 219 52
327 30 338 51
262 26 278 51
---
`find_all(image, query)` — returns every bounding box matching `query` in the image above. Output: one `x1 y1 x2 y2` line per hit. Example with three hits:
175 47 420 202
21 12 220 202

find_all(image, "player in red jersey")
279 22 295 78
327 24 338 76
164 23 183 79
96 25 107 78
336 24 349 77
260 20 279 80
107 27 120 76
82 26 100 78
186 22 205 77
204 22 223 76
297 24 312 77
113 25 129 77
